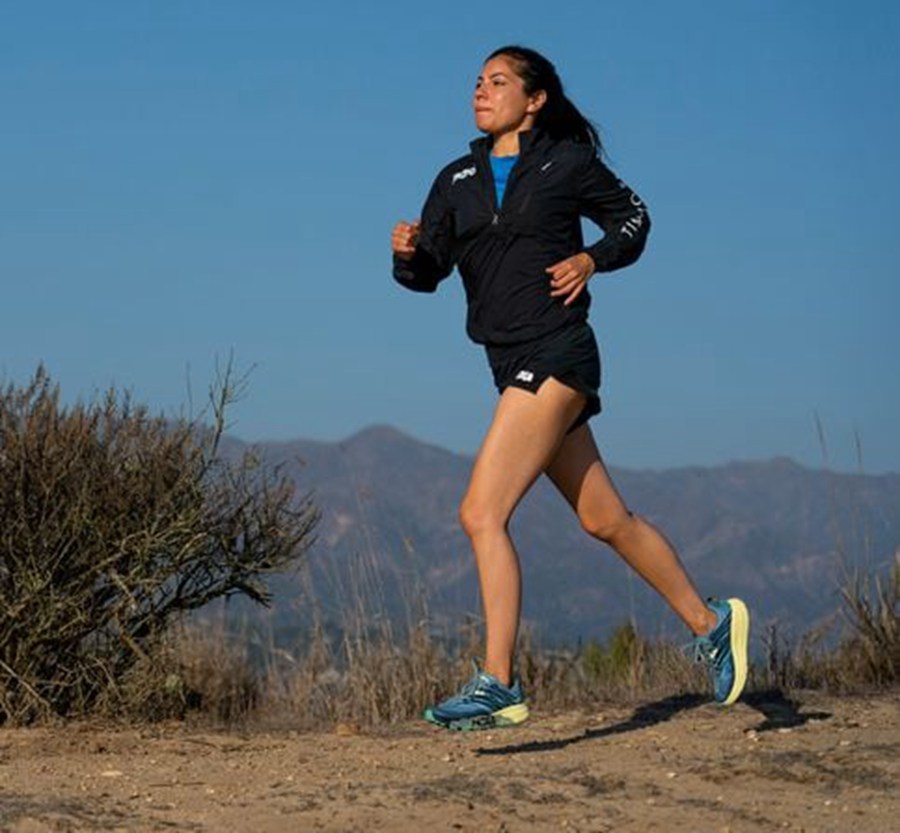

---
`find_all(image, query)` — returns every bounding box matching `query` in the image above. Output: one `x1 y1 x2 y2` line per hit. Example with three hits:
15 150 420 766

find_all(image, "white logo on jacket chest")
515 370 535 383
451 166 477 185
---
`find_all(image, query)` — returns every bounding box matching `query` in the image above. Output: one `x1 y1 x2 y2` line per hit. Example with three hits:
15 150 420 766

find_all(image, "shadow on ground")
743 689 832 732
477 689 833 756
477 693 706 756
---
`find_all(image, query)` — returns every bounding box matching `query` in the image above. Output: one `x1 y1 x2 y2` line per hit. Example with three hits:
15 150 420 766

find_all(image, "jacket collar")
469 127 549 160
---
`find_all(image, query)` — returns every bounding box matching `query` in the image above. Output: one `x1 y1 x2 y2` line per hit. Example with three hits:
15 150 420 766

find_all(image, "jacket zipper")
477 138 536 226
488 152 535 226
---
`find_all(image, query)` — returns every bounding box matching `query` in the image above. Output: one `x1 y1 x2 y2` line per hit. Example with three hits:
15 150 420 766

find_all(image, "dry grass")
140 548 897 732
21 549 893 732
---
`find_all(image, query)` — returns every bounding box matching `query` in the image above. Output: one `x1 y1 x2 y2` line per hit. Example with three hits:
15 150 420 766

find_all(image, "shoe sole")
721 597 750 706
424 702 529 731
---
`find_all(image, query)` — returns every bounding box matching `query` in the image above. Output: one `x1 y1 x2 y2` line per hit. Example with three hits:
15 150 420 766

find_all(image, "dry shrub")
838 552 899 685
761 555 898 694
0 365 318 724
807 421 899 691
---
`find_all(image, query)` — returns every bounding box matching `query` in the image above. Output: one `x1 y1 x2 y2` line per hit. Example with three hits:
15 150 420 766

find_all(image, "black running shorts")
485 323 601 432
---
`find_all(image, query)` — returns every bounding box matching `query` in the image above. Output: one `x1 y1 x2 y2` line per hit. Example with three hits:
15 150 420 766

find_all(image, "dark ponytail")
487 45 602 150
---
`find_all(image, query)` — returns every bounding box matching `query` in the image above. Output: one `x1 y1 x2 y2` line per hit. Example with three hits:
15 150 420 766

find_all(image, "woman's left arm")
547 151 650 305
578 152 651 274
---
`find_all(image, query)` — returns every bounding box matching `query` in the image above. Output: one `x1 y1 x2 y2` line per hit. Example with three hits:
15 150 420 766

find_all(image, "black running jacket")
393 128 650 346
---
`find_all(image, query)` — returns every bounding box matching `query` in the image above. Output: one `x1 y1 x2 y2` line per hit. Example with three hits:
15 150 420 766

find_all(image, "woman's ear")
526 89 548 115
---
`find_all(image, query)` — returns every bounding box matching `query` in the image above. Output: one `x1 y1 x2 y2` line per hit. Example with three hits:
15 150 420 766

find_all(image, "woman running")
391 45 749 730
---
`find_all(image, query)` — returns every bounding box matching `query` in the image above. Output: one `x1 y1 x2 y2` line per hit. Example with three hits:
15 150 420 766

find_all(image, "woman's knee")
580 507 637 545
459 494 509 539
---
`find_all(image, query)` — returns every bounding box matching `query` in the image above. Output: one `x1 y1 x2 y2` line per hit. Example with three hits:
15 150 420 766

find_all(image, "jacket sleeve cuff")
392 252 440 293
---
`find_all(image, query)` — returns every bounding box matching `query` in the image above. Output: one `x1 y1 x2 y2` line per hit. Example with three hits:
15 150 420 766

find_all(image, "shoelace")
454 668 518 705
690 638 726 673
457 673 501 701
458 675 484 699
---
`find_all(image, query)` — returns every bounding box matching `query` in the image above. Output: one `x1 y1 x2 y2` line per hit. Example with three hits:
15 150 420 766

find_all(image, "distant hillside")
230 425 900 648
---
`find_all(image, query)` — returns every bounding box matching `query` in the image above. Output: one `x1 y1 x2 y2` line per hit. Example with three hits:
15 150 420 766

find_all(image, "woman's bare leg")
545 423 716 636
460 379 586 685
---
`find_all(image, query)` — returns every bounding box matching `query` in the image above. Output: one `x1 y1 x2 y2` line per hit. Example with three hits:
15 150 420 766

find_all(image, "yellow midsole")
494 703 529 724
722 597 750 706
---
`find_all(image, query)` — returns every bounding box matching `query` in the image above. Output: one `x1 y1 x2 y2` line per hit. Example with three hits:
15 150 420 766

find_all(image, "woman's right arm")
392 173 455 293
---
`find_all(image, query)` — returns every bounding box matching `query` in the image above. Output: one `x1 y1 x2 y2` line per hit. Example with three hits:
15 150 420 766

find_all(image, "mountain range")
228 425 900 650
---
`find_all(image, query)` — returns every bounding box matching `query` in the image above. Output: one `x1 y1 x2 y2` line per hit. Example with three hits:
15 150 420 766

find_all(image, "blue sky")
2 1 898 472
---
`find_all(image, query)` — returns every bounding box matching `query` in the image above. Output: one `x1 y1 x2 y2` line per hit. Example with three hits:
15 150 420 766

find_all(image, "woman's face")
473 55 543 137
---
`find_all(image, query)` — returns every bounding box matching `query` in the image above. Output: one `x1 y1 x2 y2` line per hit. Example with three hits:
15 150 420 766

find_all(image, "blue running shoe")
692 598 750 706
424 662 529 731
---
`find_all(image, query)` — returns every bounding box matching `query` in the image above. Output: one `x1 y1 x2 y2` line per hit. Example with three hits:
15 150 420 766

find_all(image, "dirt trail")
1 690 897 832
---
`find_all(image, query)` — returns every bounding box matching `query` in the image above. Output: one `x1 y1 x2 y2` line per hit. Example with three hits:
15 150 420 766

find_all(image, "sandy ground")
0 689 897 832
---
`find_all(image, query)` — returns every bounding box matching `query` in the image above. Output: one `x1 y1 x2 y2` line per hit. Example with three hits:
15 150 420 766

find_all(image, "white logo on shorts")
515 370 535 383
